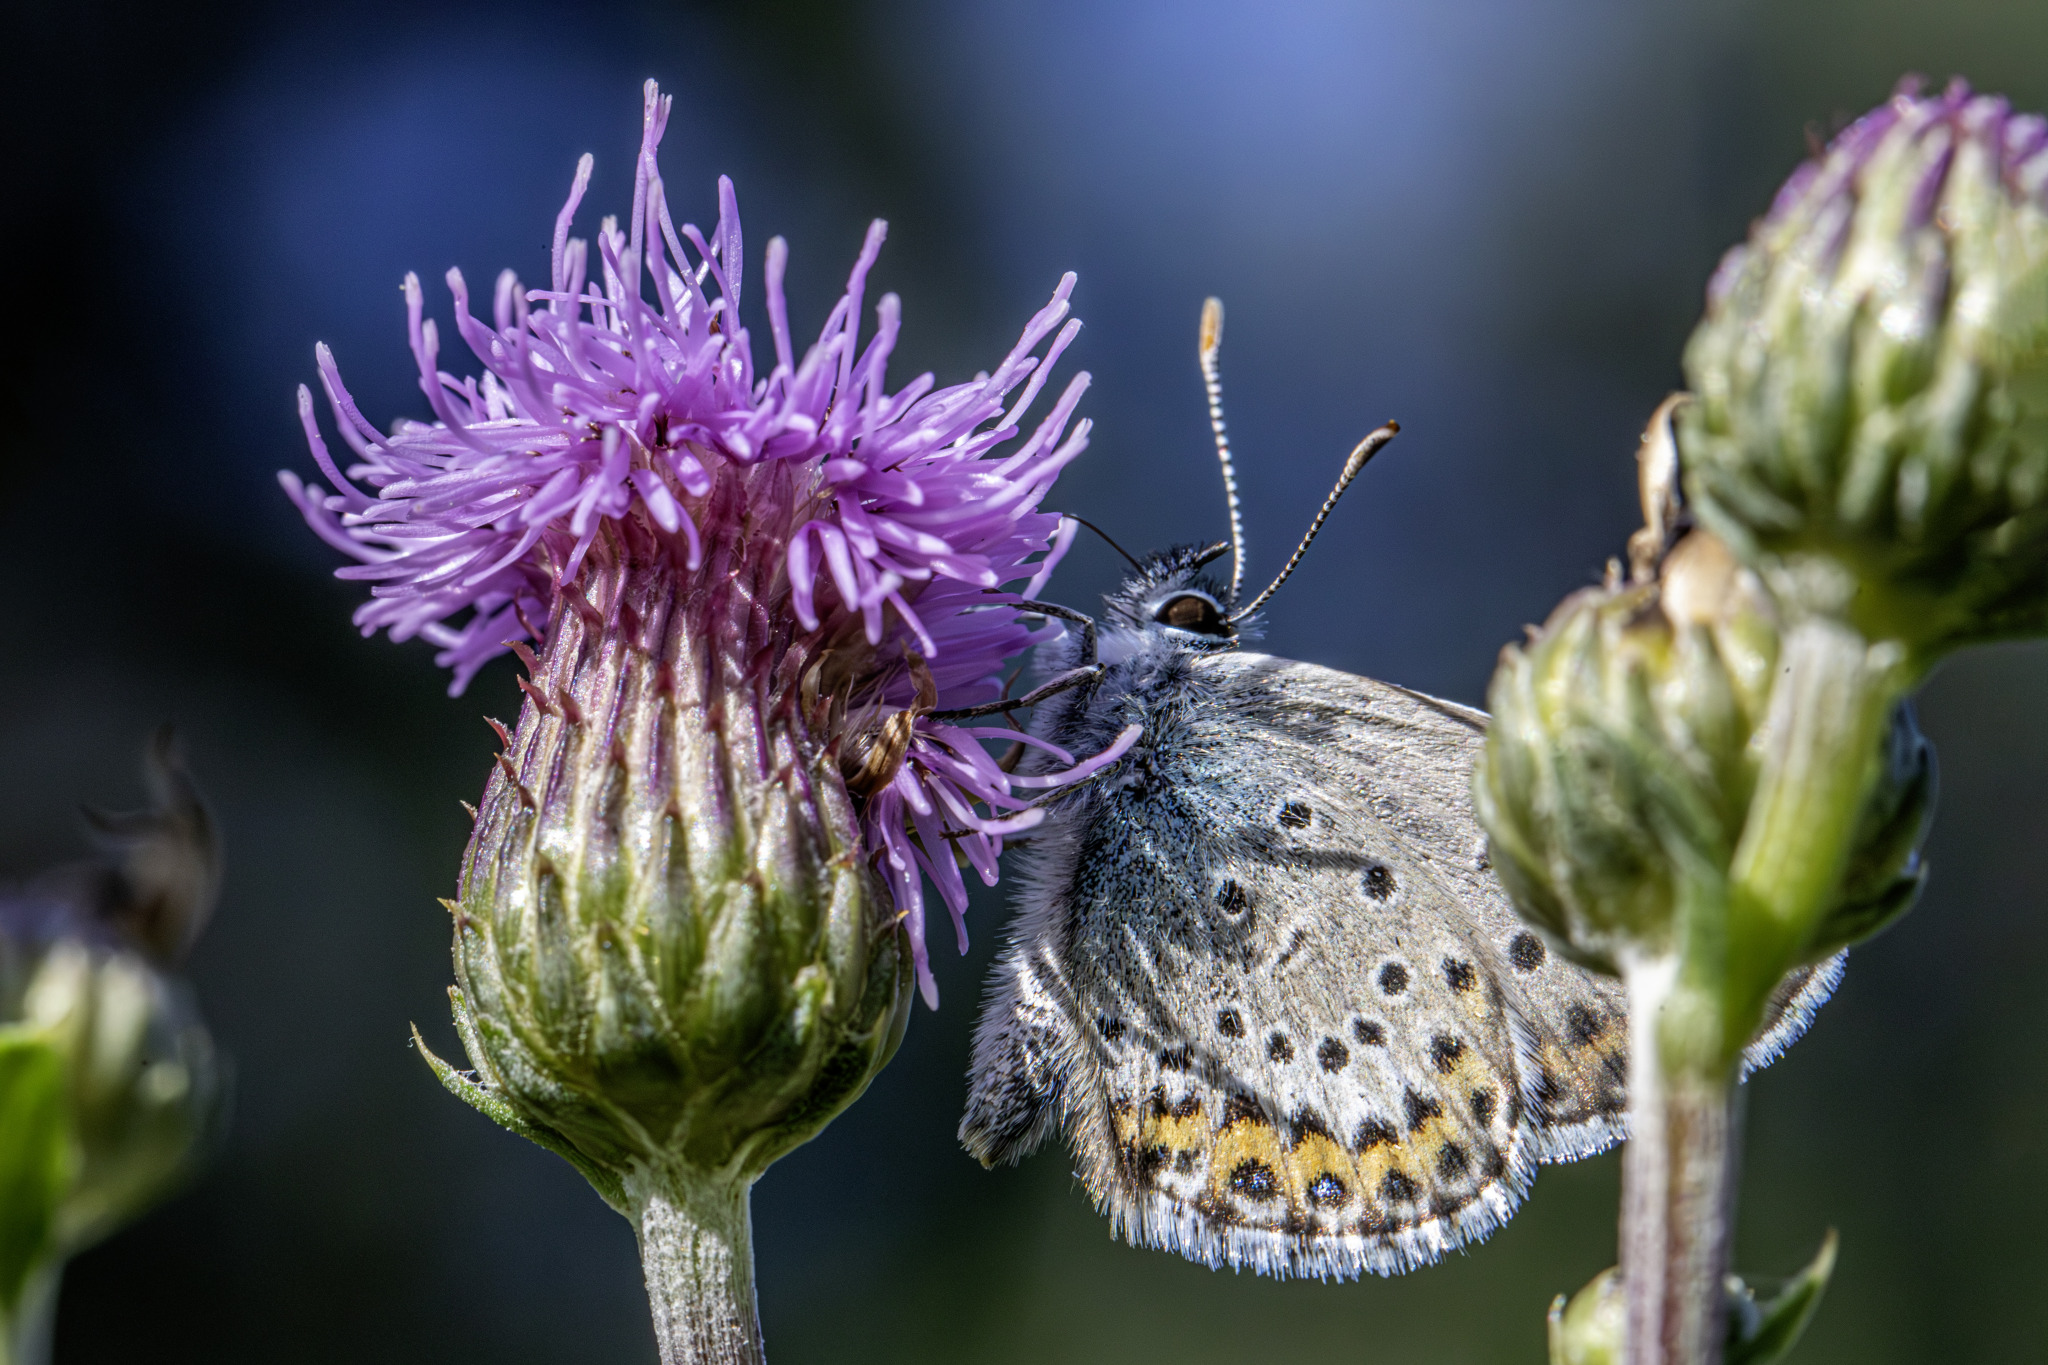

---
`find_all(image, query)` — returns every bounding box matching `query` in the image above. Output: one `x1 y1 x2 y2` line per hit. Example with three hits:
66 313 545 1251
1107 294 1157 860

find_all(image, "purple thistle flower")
283 80 1135 1005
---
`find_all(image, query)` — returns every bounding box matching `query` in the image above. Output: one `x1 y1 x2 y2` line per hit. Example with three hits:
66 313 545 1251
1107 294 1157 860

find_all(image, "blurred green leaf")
0 1028 73 1317
1727 1230 1838 1365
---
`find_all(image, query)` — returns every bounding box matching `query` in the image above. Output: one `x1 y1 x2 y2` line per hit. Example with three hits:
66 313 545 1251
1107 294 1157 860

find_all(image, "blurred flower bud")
1548 1267 1623 1365
9 930 221 1257
0 737 224 1360
1682 80 2048 660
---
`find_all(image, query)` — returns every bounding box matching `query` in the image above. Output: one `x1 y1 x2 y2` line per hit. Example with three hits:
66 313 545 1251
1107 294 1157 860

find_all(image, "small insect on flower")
281 80 1135 1012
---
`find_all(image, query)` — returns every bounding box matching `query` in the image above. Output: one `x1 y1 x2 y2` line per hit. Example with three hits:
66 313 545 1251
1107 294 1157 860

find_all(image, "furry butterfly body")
958 546 1837 1280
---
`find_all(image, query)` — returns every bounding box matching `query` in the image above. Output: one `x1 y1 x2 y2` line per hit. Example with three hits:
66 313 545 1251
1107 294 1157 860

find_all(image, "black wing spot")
1169 1094 1202 1119
1267 1032 1295 1063
1566 1002 1605 1046
1223 1093 1265 1127
1230 1159 1279 1200
1216 1007 1245 1038
1379 1170 1419 1202
1215 879 1250 917
1288 1108 1334 1145
1278 800 1312 829
1436 1142 1470 1180
1307 1173 1349 1207
1403 1087 1443 1131
1508 931 1547 971
1158 1045 1192 1071
1174 1150 1199 1175
1095 1015 1125 1043
1378 962 1410 995
1353 1018 1387 1046
1429 1034 1465 1074
1354 1118 1398 1151
1317 1037 1349 1072
1443 958 1477 992
1363 865 1396 900
1470 1088 1496 1126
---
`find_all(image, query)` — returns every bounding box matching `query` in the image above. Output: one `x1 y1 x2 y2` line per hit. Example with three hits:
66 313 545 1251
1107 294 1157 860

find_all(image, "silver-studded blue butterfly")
952 299 1837 1280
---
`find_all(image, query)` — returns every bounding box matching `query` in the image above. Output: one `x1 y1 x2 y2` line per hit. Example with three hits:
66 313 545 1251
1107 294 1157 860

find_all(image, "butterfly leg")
929 601 1103 721
1011 600 1099 667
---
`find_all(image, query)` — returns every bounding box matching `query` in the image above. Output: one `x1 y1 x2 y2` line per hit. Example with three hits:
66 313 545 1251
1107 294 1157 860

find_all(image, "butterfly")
949 299 1837 1280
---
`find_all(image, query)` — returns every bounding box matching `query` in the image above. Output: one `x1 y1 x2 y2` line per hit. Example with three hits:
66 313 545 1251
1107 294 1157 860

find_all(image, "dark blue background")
5 2 2046 1360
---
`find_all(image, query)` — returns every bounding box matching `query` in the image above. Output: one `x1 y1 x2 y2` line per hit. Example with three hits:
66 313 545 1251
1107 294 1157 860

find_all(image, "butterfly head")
1104 540 1243 650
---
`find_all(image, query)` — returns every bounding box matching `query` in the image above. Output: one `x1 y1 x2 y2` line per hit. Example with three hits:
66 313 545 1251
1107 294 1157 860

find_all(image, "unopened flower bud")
422 537 914 1198
1548 1267 1623 1365
0 737 223 1359
1682 80 2048 659
9 929 220 1256
1475 530 1929 1018
1475 544 1778 973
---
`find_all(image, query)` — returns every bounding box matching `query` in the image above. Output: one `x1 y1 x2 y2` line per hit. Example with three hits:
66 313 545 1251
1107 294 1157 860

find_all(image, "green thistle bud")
418 536 910 1361
1548 1267 1623 1365
0 735 223 1365
1475 528 1929 1045
1477 532 1777 976
427 543 910 1199
1681 80 2048 661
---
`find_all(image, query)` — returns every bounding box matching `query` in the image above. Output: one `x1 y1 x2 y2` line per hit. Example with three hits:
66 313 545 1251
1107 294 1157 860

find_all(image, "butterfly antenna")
1064 514 1143 573
1199 297 1248 604
1228 422 1400 624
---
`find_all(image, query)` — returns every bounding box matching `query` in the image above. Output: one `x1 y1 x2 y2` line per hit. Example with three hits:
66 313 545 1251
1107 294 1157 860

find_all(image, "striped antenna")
1199 297 1248 604
1229 422 1400 624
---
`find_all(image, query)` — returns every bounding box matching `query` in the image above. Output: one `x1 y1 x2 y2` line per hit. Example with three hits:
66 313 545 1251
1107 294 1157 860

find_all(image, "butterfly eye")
1153 592 1232 636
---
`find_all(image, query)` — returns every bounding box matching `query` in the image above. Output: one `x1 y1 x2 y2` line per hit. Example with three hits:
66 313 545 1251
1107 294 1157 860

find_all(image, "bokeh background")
5 1 2046 1360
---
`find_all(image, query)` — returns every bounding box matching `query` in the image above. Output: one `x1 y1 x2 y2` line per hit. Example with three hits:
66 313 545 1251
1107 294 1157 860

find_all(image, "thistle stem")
1620 960 1738 1365
627 1167 764 1365
0 1262 60 1365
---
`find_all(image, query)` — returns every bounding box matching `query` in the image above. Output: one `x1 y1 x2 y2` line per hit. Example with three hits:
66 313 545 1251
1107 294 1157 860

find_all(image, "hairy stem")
627 1166 764 1365
1620 959 1738 1365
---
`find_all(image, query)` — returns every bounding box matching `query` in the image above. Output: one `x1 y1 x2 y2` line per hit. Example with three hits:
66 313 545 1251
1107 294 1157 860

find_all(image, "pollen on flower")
282 78 1133 1006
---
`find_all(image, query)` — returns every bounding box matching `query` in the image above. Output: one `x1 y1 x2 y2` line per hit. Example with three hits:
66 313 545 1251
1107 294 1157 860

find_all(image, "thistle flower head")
284 81 1132 1005
1682 78 2048 659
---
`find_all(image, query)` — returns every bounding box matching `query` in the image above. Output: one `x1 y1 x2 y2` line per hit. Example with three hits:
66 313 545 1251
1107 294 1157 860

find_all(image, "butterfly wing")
961 653 1833 1279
